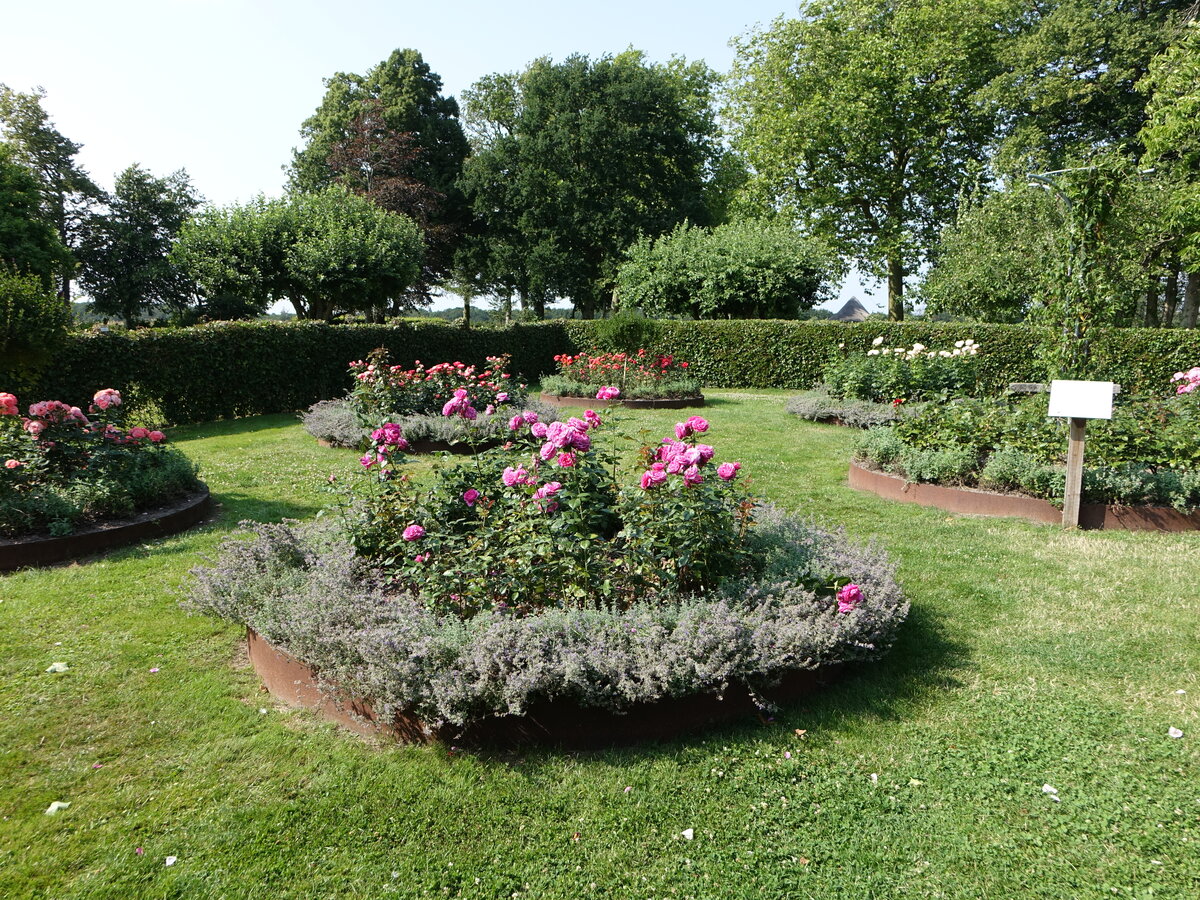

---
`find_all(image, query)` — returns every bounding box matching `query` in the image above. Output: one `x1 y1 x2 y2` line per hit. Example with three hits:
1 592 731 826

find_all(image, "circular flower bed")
1 388 203 541
190 409 909 744
303 350 557 451
540 350 704 403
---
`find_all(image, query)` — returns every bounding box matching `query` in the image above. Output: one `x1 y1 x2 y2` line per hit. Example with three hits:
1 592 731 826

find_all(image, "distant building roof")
832 298 870 322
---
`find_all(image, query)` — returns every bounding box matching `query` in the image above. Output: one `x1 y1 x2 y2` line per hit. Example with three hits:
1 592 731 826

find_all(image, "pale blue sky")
1 0 877 311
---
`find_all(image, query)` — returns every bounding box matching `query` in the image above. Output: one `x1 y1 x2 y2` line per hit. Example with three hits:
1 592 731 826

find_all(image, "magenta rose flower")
556 451 576 467
496 392 509 403
683 465 703 486
463 488 480 506
836 583 863 613
148 430 165 443
530 422 549 439
522 411 540 425
596 386 620 400
533 481 562 500
502 465 527 487
402 524 426 542
508 414 523 431
686 415 709 434
716 461 741 481
0 393 18 416
4 459 21 469
674 422 691 440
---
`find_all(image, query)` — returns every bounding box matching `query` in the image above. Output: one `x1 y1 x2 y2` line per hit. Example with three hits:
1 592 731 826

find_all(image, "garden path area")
1 391 1197 899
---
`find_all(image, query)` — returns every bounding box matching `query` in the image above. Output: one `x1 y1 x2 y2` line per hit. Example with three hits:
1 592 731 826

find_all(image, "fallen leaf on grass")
44 801 70 815
1168 727 1184 739
45 662 69 673
681 828 694 840
165 856 177 867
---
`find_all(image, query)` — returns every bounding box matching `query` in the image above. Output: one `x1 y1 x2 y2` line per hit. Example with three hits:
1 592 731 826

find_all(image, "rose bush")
540 349 702 400
824 337 982 404
1 388 201 536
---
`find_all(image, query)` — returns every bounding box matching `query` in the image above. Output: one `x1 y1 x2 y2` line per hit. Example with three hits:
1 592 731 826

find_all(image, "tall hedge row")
3 318 1196 425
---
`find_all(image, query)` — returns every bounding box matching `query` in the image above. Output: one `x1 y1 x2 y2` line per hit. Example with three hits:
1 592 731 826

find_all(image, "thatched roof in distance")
831 298 870 322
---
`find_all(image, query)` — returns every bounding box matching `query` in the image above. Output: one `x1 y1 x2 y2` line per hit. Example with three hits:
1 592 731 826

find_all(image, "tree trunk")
1144 279 1160 328
462 292 471 329
887 257 904 321
533 291 545 320
1163 266 1180 327
1185 273 1200 329
503 292 513 325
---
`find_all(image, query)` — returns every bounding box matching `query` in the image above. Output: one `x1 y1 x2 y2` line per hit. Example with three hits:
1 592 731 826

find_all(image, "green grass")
1 393 1198 899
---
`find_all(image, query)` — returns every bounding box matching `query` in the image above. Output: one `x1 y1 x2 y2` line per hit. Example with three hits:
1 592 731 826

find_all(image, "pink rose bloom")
837 583 863 613
665 456 684 475
93 388 121 409
695 444 715 464
69 407 88 423
583 410 601 429
24 419 44 436
360 454 375 468
567 417 589 432
463 488 480 506
716 461 741 481
148 430 165 443
4 459 21 469
129 426 150 439
508 414 523 431
502 465 527 487
461 405 478 420
395 437 409 451
569 431 591 452
533 481 562 500
530 422 549 439
539 440 558 461
414 553 430 564
683 465 703 487
686 415 709 433
453 388 469 399
402 524 425 542
556 451 576 467
496 392 509 403
546 421 574 449
0 393 17 416
596 386 620 400
640 465 668 489
441 398 459 417
484 404 495 416
521 411 540 425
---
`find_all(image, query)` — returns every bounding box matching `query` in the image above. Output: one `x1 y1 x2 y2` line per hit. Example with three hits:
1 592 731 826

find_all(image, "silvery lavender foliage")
786 390 918 429
187 510 909 728
301 400 370 448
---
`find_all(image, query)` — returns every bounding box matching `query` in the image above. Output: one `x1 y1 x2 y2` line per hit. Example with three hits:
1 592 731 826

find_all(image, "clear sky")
1 0 878 312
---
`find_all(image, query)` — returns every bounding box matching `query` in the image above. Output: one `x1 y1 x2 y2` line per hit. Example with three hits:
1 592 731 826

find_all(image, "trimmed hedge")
3 318 1197 424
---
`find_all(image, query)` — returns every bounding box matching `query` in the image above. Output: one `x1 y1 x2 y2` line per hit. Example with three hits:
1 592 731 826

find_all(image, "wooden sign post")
1047 380 1115 528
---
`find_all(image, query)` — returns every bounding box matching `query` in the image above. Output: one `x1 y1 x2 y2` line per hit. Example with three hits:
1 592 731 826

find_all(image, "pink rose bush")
0 388 200 537
1172 366 1200 395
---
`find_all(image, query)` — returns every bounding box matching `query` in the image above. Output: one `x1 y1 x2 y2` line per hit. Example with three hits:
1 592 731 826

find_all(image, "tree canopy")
0 85 101 301
726 0 1012 320
459 51 725 319
173 186 423 321
0 143 72 286
616 220 837 319
76 164 202 324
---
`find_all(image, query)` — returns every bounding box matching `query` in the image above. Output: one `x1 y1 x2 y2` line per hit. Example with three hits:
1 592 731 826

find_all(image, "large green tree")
75 165 202 324
726 0 1013 320
173 186 423 322
985 0 1190 169
0 86 101 302
0 143 72 286
616 220 837 319
1140 17 1200 327
459 51 724 319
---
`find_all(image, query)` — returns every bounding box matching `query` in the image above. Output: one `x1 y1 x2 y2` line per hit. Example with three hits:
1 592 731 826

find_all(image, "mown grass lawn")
1 390 1197 899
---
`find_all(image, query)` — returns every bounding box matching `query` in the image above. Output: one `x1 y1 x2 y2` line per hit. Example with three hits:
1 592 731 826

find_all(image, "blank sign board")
1047 380 1114 420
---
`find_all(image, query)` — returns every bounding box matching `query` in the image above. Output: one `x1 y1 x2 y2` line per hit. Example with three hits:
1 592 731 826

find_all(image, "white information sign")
1047 380 1114 420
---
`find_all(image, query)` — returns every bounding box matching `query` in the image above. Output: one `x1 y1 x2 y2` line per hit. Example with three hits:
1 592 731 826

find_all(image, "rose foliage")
541 349 702 400
0 388 200 536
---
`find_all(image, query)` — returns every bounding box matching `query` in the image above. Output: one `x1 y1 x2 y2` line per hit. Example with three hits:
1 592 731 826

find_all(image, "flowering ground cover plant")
540 349 702 400
853 377 1200 511
0 389 200 537
190 408 909 731
786 387 922 429
824 337 982 404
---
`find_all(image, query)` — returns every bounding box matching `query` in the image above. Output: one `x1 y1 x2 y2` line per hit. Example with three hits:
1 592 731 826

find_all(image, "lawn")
1 391 1197 899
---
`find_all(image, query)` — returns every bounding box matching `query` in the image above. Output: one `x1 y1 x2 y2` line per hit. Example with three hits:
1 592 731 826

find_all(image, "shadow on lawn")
170 413 303 442
207 491 325 526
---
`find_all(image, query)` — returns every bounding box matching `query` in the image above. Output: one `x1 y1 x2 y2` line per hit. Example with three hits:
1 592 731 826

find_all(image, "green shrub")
979 447 1040 492
0 270 71 382
824 337 982 402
